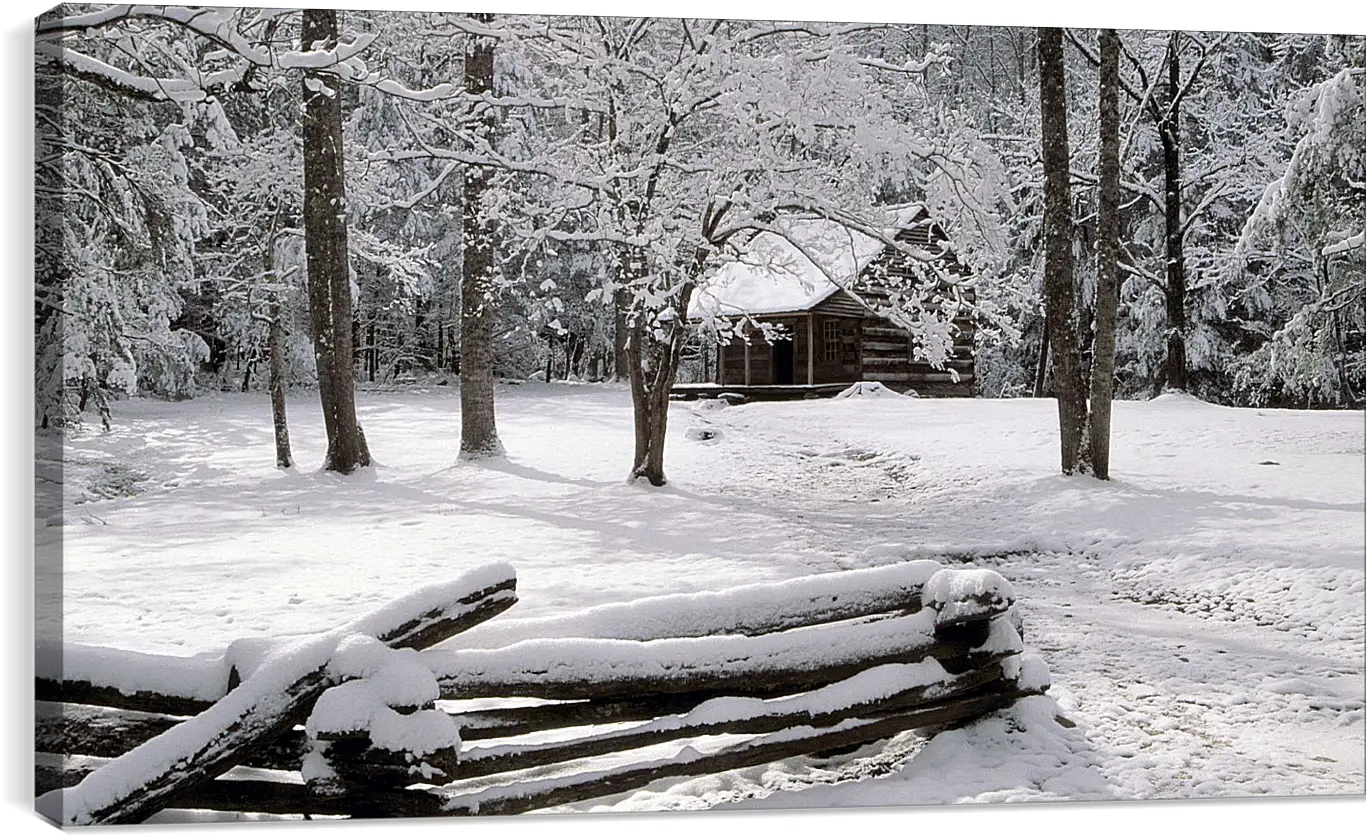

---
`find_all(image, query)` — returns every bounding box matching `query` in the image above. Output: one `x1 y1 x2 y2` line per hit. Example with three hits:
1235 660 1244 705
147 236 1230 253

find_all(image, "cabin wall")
719 317 809 386
858 319 975 397
808 312 863 384
854 270 977 397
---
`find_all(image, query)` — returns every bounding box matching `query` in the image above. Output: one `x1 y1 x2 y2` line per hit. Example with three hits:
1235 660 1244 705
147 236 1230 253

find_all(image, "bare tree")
264 222 294 470
302 8 370 473
458 13 505 460
1084 28 1123 479
1157 32 1189 392
1069 30 1227 394
1037 27 1088 474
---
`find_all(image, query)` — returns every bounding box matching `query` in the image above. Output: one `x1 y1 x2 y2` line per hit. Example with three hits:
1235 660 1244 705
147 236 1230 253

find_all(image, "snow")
923 567 1015 625
1004 653 1052 694
689 213 916 318
308 676 460 759
306 637 459 758
453 560 942 647
42 383 1365 814
423 610 955 697
835 381 910 399
35 641 228 702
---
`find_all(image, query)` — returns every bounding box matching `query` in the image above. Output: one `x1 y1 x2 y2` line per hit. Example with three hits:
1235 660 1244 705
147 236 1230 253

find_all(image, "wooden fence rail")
36 561 1048 824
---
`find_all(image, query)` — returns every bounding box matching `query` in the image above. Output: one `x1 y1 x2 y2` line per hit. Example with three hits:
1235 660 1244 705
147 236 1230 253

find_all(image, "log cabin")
681 206 976 400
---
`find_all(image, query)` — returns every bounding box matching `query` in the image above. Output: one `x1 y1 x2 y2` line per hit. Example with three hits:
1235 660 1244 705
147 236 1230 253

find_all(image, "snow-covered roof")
689 207 926 319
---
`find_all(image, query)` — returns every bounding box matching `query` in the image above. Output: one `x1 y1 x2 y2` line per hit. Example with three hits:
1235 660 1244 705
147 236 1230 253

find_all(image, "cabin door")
772 339 795 385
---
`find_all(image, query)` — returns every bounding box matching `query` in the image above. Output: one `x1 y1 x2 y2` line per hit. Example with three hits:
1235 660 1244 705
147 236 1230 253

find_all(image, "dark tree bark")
267 292 293 470
264 226 293 470
1037 27 1088 474
458 13 505 460
1084 28 1123 480
1032 318 1050 398
301 8 370 473
612 288 631 382
365 321 377 383
1159 32 1188 392
625 243 716 486
623 282 682 487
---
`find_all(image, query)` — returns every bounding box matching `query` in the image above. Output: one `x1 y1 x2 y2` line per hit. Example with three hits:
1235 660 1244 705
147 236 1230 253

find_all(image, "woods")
32 8 1366 482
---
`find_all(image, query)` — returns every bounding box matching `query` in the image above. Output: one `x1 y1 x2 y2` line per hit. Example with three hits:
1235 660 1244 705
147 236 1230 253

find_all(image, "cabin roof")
688 206 934 319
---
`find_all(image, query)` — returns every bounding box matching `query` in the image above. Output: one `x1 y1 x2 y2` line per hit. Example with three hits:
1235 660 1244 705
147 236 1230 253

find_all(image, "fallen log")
37 565 516 826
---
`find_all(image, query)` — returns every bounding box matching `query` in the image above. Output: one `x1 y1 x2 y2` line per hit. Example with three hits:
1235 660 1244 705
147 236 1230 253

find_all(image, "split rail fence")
36 560 1048 824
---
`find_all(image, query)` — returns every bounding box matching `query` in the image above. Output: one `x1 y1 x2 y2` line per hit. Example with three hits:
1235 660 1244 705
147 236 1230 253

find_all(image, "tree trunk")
1160 32 1188 393
458 13 505 460
301 8 370 474
613 289 631 382
570 333 585 379
1037 27 1088 474
435 319 445 372
264 218 294 470
1085 28 1122 480
1032 318 1050 398
626 319 653 479
268 292 294 470
626 262 700 486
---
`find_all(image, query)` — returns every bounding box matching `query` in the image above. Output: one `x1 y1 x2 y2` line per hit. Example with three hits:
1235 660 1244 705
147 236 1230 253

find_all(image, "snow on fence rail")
35 562 1048 823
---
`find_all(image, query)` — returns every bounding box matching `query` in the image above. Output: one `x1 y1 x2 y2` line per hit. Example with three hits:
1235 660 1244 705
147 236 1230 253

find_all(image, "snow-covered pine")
35 68 210 429
1230 51 1366 407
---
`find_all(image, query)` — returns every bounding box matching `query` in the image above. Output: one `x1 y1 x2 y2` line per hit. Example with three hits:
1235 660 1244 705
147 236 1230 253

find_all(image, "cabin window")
822 321 841 361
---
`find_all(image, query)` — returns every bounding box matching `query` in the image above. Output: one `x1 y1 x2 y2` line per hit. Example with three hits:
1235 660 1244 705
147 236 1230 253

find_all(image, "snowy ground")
38 382 1365 810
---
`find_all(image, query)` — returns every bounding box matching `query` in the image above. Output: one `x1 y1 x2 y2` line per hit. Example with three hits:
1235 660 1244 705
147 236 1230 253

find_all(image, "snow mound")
1149 390 1214 407
922 568 1016 625
308 635 459 759
1004 653 1051 693
685 427 723 443
835 381 907 399
693 694 1106 812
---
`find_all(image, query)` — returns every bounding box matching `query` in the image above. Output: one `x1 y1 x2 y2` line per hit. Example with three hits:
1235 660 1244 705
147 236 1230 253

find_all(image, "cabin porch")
669 382 859 402
711 313 864 388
